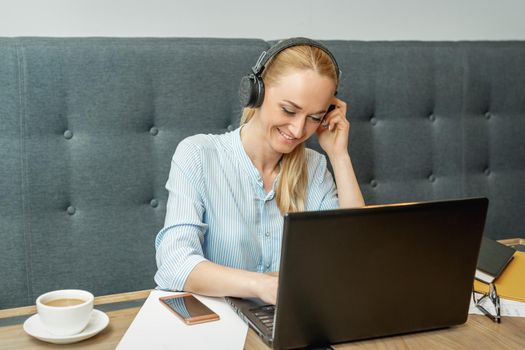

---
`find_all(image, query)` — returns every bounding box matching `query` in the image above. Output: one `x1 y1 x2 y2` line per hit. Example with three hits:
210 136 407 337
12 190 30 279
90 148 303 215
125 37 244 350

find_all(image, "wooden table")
1 290 525 349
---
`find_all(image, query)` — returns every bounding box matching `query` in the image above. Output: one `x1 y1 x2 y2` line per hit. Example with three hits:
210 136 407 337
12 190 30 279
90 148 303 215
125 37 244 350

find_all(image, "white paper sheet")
469 296 525 317
117 291 248 350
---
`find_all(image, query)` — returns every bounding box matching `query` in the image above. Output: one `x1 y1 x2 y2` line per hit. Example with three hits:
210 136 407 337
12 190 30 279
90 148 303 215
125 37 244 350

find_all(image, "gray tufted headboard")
1 38 524 309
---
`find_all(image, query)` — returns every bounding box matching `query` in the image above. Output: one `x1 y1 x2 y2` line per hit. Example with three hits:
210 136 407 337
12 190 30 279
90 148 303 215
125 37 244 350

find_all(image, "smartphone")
159 293 220 325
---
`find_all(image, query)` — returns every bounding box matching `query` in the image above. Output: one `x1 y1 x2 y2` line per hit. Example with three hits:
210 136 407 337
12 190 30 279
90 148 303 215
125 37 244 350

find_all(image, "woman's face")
256 69 336 155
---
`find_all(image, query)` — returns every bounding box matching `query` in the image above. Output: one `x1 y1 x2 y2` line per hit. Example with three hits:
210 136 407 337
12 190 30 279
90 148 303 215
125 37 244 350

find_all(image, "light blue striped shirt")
154 127 339 291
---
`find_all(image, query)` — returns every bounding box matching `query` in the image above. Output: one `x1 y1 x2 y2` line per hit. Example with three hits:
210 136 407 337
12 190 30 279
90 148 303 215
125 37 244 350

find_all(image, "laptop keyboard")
251 305 276 333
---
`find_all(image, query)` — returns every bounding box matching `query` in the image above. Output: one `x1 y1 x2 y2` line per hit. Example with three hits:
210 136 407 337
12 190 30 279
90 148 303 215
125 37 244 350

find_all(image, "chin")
271 140 299 155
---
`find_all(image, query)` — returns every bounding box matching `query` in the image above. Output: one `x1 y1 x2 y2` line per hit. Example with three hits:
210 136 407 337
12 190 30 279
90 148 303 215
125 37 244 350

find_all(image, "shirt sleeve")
306 150 340 211
154 138 209 291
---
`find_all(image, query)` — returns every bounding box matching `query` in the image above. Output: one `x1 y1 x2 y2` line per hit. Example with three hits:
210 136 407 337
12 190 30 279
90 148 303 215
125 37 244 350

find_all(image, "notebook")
226 197 488 349
475 236 515 284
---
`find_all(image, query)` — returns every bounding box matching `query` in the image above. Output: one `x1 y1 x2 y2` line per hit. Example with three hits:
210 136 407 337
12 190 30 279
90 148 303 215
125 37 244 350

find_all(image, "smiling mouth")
277 128 297 142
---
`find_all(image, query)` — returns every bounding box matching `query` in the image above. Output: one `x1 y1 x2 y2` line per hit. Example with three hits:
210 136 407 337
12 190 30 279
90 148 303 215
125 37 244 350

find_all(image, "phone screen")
160 294 220 324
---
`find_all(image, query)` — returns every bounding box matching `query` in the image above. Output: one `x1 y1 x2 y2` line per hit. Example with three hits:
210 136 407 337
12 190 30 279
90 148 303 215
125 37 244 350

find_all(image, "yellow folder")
474 250 525 302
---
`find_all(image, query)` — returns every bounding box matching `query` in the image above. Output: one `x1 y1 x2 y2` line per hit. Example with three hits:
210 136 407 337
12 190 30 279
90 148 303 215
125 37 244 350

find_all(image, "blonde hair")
240 45 338 214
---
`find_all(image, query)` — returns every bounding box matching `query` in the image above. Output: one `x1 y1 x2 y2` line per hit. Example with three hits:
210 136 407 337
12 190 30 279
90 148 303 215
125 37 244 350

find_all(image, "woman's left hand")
316 97 350 159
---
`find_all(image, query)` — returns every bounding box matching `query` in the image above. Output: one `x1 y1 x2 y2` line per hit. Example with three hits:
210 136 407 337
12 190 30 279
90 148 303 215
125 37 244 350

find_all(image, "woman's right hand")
255 273 279 305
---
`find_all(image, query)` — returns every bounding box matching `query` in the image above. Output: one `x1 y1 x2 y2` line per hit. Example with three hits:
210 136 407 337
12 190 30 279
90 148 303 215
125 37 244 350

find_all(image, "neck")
240 120 282 176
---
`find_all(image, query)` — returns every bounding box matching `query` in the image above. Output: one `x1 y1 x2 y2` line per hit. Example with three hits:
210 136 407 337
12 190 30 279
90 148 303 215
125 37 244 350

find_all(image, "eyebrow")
282 100 326 115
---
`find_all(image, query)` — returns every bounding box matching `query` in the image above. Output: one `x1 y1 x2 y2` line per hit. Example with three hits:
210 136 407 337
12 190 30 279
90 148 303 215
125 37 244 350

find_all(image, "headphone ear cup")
239 74 265 108
239 74 256 108
252 75 264 108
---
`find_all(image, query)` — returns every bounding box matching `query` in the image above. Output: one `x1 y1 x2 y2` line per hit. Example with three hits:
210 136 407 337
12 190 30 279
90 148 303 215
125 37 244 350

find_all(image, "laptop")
226 197 488 349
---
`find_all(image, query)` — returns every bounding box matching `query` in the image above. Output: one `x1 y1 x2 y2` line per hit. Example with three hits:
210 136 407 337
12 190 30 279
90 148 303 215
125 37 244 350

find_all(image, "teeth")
278 128 294 140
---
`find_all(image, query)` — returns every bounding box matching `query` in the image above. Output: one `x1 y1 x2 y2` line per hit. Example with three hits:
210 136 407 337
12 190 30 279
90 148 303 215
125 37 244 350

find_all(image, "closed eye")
308 115 323 123
282 107 323 123
281 107 295 115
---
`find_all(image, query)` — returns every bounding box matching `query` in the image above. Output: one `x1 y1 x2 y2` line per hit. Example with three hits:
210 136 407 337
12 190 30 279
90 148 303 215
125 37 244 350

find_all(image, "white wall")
1 0 524 40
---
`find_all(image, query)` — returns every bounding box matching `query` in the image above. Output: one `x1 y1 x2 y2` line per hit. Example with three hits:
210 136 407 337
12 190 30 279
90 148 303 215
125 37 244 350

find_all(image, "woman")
155 38 364 305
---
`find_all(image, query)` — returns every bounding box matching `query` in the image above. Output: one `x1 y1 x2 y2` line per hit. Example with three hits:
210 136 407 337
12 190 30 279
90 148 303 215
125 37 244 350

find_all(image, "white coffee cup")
36 289 94 336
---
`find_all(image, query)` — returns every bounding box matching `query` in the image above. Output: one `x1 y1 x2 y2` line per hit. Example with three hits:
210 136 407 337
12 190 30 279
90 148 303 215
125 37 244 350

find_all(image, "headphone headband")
251 37 341 79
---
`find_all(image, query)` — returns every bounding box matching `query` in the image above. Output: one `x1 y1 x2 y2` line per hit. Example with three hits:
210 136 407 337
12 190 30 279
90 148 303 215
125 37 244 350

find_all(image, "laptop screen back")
273 198 488 349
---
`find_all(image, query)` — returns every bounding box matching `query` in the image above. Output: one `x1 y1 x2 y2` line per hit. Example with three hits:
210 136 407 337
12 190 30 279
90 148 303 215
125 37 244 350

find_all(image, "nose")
288 116 306 139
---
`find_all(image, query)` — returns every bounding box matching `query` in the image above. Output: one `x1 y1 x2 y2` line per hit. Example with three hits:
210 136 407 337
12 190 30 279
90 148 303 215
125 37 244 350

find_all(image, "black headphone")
239 37 341 108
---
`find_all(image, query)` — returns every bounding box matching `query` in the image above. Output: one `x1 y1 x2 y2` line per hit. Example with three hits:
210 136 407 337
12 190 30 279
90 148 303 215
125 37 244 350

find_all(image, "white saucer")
23 309 109 344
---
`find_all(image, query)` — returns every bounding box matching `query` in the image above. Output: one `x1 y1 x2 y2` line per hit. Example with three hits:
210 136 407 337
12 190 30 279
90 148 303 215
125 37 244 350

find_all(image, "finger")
321 115 336 132
323 113 348 132
322 98 343 124
322 107 338 125
330 97 347 113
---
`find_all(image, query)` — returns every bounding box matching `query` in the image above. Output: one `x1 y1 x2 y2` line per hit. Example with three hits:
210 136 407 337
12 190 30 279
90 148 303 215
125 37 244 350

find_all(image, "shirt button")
266 264 271 269
265 232 270 237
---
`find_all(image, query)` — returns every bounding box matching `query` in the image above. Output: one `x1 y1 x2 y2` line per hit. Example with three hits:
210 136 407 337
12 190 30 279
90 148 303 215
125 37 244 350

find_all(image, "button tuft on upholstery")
485 112 491 120
370 179 378 188
428 174 436 183
428 114 436 122
66 206 76 215
149 126 159 136
227 124 234 131
370 116 377 126
63 130 73 140
150 199 159 208
484 168 491 176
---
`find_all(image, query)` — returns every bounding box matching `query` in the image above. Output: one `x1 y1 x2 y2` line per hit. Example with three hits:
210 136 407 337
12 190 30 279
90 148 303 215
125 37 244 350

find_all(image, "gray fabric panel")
309 41 464 204
304 41 525 240
461 42 525 240
0 38 31 308
9 38 268 307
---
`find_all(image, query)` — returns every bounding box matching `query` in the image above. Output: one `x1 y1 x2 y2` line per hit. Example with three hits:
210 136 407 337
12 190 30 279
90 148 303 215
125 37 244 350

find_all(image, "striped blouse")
154 126 339 291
